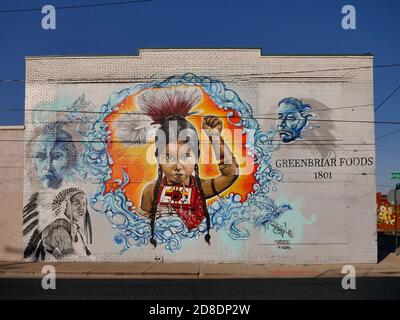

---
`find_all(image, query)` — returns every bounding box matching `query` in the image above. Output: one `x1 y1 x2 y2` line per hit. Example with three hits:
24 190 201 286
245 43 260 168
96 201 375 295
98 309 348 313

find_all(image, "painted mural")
377 192 399 233
23 73 374 262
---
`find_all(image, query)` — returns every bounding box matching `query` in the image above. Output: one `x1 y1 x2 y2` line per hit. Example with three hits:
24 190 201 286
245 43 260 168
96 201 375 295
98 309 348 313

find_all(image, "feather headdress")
51 187 92 245
115 86 201 146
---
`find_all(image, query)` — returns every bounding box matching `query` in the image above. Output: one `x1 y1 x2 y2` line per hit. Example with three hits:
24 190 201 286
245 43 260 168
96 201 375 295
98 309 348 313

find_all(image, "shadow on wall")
4 246 21 254
300 98 338 160
2 246 22 261
274 98 339 160
378 233 399 262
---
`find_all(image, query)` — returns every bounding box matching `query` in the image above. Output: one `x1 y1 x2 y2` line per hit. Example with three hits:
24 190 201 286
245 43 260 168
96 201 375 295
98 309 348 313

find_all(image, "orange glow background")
104 86 257 212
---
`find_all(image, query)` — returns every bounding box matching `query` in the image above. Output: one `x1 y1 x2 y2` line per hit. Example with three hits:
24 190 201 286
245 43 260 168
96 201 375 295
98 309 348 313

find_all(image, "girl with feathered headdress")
119 85 239 246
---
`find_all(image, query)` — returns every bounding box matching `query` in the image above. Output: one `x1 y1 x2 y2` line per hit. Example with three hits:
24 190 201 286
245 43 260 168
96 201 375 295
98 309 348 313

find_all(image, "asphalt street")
0 277 399 300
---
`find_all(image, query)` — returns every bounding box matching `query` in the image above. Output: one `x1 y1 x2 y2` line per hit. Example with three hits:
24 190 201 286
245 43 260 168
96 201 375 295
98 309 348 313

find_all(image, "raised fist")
202 115 223 136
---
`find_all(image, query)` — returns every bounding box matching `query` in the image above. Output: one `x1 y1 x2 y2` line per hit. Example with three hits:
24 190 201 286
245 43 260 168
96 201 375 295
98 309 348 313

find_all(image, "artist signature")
269 221 293 238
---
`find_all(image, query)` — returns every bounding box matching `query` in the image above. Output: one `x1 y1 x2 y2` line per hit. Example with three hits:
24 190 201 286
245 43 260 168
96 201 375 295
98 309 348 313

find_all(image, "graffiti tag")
270 221 293 238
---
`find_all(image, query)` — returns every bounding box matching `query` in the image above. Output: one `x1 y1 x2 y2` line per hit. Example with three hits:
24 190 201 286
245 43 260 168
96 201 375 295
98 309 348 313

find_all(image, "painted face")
69 192 87 222
33 135 68 189
158 142 196 185
276 102 308 143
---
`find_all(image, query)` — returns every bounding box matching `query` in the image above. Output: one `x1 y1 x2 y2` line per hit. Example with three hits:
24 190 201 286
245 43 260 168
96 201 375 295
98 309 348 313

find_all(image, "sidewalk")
0 253 399 279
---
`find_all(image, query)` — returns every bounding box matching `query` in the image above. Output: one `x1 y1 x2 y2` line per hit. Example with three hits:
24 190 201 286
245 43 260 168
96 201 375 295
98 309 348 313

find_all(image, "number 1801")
314 171 332 179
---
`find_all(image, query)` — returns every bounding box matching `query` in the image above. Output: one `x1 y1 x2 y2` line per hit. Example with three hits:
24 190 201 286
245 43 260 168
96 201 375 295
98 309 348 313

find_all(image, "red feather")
136 86 201 124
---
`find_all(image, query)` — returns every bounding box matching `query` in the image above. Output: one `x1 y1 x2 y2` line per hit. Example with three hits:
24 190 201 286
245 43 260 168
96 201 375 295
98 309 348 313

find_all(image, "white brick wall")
19 49 376 264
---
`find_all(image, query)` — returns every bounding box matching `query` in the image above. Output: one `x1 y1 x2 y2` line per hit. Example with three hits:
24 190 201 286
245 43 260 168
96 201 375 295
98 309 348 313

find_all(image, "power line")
0 79 24 83
0 0 151 13
1 106 395 126
220 63 400 76
0 139 347 143
0 102 375 114
0 102 377 119
16 117 400 125
0 102 379 124
1 64 399 135
0 102 392 125
0 104 396 127
0 152 381 159
1 103 376 118
0 137 377 145
0 103 374 116
258 103 373 115
0 62 400 83
374 84 400 112
0 145 380 151
376 127 400 141
0 117 392 128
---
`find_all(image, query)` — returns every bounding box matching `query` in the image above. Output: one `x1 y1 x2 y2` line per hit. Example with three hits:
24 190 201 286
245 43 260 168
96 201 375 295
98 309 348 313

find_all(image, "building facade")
0 49 377 263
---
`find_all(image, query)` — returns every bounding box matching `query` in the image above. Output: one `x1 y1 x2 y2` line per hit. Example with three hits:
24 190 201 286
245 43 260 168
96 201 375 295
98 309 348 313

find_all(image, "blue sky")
0 0 399 193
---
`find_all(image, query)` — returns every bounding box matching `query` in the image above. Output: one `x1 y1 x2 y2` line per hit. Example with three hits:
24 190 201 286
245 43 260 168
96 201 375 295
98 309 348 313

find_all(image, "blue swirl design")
83 73 291 253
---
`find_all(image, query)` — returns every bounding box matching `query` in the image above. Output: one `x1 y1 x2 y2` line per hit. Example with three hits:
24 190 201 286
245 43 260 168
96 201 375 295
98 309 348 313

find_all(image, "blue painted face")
276 102 308 143
33 135 69 189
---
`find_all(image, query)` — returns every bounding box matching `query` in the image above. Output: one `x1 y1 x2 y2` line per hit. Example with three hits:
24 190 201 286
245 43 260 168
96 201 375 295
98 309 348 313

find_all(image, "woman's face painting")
159 142 196 185
70 192 87 222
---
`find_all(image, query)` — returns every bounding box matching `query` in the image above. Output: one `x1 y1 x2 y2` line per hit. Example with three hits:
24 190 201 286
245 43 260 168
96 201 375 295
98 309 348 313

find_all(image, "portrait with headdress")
113 85 240 246
23 187 92 261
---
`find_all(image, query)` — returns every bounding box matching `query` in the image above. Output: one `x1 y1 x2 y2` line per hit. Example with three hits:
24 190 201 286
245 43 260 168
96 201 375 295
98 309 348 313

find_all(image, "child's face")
158 142 196 185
